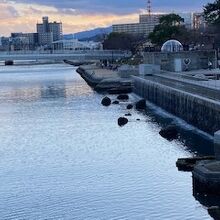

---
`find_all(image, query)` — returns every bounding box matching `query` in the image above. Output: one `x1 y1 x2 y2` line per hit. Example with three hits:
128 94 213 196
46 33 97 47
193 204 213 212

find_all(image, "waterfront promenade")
79 64 120 78
145 69 220 101
76 63 220 102
133 68 220 135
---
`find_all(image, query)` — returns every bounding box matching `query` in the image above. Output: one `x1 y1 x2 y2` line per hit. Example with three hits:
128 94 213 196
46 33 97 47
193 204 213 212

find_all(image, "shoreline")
74 62 220 136
8 60 217 137
74 63 133 94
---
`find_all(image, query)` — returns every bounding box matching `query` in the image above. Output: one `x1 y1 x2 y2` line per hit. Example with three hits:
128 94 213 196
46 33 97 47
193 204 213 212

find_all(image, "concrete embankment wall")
133 76 220 135
76 67 102 87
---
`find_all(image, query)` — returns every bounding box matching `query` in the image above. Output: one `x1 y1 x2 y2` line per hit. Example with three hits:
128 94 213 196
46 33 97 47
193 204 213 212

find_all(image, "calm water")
0 64 213 219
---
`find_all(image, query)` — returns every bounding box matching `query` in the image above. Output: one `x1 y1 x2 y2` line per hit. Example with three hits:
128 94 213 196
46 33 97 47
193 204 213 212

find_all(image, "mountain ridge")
64 26 112 41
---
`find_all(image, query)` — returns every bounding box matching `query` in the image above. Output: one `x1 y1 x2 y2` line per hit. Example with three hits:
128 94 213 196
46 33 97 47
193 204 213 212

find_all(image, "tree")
159 13 184 26
148 13 186 46
203 0 220 48
204 0 220 25
103 32 145 54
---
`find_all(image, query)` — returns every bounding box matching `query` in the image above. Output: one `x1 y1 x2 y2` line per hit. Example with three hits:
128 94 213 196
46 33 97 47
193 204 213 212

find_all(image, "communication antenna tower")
147 0 152 16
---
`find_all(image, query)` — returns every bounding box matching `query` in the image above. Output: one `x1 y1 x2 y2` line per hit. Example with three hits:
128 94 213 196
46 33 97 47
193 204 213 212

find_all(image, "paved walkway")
160 69 220 90
147 75 220 101
81 65 119 79
143 71 220 102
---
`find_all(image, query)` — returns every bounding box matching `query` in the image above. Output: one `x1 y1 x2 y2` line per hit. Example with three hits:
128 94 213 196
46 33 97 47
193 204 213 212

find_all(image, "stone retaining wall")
143 50 217 72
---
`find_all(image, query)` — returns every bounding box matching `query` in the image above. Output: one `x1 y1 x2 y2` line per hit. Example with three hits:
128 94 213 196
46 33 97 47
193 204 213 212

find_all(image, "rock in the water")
118 117 128 127
125 113 132 116
112 100 119 105
136 119 140 121
101 97 111 106
208 206 220 220
5 60 14 66
135 99 146 110
117 94 129 100
159 125 178 140
127 104 133 110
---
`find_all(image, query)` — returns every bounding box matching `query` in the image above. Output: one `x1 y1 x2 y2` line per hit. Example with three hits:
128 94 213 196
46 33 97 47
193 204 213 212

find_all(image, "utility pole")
147 0 151 16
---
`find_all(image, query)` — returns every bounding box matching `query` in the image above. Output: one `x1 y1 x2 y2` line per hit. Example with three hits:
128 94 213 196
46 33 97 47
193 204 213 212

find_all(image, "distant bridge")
0 50 132 62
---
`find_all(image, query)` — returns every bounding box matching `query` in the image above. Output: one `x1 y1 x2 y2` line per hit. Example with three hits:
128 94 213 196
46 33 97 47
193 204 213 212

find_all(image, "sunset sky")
0 0 211 36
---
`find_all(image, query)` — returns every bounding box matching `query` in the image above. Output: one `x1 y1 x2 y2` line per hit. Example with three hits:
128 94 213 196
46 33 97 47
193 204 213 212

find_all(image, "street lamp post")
111 50 113 64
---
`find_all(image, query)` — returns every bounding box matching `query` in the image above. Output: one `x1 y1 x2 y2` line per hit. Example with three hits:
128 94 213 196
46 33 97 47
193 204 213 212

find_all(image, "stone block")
139 64 160 76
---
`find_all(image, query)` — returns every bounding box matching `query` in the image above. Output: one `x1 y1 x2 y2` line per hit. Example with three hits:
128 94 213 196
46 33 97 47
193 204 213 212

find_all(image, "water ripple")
0 64 212 220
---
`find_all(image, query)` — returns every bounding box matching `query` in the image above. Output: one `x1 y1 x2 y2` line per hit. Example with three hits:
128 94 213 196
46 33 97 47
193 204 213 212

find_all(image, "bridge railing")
0 50 132 56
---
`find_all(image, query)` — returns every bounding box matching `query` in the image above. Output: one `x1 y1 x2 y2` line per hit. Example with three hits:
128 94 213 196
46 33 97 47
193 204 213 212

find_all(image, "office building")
11 33 38 50
193 13 207 30
113 14 163 36
139 13 164 24
113 22 154 36
37 17 63 46
0 37 9 51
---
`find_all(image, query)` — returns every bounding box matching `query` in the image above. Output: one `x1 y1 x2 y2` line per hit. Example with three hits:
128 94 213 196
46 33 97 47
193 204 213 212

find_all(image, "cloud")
13 0 143 14
0 0 211 36
13 0 210 14
0 1 139 36
0 3 19 19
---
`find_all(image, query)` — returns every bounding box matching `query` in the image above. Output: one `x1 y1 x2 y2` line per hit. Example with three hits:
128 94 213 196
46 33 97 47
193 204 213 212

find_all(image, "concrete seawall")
76 65 133 93
76 66 102 87
132 76 220 135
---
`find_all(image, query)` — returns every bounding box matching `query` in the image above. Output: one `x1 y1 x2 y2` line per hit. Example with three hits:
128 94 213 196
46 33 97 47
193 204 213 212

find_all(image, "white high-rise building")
113 14 163 36
112 12 206 36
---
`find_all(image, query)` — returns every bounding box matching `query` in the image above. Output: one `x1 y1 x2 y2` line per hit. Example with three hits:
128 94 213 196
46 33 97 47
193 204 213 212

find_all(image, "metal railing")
0 50 132 56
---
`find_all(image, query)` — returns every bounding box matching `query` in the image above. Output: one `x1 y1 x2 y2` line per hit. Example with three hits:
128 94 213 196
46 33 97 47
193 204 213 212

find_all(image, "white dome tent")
161 40 183 52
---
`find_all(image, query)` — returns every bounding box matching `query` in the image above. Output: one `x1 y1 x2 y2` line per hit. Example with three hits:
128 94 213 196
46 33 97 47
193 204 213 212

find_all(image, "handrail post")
215 130 220 160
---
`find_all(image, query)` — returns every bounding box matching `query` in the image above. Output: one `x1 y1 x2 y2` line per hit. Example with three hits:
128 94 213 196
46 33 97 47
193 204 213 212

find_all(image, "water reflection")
144 103 214 156
0 66 92 103
193 177 220 220
40 84 67 99
0 84 70 102
178 130 214 156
